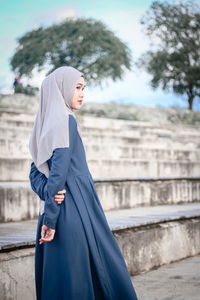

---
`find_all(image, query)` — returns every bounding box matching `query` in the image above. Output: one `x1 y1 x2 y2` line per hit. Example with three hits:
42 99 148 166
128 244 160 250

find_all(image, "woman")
29 66 138 300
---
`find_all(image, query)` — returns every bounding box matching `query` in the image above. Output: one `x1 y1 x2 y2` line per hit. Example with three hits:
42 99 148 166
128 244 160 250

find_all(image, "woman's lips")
78 100 82 103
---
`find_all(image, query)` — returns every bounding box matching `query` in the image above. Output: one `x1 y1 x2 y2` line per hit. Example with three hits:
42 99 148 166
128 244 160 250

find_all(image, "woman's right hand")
40 225 55 244
54 189 66 204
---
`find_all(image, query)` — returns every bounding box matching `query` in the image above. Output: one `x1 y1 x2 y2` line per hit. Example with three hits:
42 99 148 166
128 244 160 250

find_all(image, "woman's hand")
39 189 66 244
39 225 55 244
54 189 66 204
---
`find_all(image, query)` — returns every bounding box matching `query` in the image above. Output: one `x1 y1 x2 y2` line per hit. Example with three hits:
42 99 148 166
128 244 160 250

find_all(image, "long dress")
29 114 138 300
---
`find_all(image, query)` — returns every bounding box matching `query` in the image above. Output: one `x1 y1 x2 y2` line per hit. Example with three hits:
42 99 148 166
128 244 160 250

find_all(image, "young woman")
29 66 138 300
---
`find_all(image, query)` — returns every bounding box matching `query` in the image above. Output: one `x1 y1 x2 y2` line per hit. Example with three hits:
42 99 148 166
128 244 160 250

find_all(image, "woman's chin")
72 105 81 110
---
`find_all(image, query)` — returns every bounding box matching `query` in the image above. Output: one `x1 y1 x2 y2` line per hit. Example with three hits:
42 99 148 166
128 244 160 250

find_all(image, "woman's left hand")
39 225 55 244
54 189 66 204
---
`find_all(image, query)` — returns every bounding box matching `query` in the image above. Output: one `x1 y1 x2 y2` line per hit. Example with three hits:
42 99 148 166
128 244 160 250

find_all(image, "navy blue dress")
29 114 138 300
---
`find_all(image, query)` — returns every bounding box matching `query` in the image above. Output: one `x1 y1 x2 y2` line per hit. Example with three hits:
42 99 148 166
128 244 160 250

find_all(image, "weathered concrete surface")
0 219 200 299
2 123 200 160
1 178 200 222
0 248 35 300
1 95 200 126
115 218 200 275
1 157 200 180
132 255 200 300
0 204 200 299
1 109 200 179
96 177 200 211
1 202 200 251
0 182 38 222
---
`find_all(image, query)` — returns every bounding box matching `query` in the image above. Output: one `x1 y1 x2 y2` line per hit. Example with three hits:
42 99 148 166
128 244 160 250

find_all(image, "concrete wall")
1 178 200 222
1 158 200 181
115 218 200 275
0 248 35 300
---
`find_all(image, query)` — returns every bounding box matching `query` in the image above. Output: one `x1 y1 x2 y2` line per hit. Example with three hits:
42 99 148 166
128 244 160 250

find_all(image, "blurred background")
0 0 200 111
0 1 200 299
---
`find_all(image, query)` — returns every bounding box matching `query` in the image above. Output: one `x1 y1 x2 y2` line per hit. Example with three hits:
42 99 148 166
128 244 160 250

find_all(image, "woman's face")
71 76 85 110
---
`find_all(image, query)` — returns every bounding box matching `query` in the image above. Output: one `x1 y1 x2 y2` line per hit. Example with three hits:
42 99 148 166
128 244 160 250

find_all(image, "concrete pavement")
132 254 200 300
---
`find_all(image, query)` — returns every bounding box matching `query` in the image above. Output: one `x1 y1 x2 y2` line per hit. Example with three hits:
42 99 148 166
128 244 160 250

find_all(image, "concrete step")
1 113 200 163
1 110 200 139
81 134 199 151
1 123 200 148
0 203 200 299
0 118 34 128
1 135 200 161
0 108 191 128
84 145 200 161
1 157 200 181
1 122 200 147
78 115 200 134
89 158 200 178
0 203 199 251
0 139 29 157
1 177 200 222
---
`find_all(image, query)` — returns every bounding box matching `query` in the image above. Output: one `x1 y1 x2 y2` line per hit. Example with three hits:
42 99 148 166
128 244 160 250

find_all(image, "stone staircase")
0 107 200 300
0 108 200 222
1 109 200 181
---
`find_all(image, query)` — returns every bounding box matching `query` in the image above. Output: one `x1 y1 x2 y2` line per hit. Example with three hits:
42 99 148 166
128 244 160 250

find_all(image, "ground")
132 255 200 300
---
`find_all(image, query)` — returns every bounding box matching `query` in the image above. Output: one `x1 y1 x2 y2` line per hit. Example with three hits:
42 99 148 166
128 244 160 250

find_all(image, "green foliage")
138 0 200 110
10 18 132 86
14 84 39 96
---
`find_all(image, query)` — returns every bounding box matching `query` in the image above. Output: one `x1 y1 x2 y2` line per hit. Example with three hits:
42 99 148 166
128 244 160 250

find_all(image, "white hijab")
29 66 84 178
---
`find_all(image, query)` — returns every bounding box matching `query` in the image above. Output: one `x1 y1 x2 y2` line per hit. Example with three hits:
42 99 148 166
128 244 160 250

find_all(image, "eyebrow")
77 83 86 87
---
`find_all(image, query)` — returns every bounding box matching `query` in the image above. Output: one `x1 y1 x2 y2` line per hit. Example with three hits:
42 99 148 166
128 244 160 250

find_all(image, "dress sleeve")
43 115 77 230
29 162 47 200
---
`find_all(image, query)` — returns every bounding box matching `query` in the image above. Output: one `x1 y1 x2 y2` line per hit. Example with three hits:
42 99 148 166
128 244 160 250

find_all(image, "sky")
0 0 200 110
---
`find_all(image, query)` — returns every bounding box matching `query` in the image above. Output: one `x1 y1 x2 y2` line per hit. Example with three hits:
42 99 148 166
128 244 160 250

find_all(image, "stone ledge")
1 216 200 300
0 203 200 252
1 158 200 181
1 179 200 222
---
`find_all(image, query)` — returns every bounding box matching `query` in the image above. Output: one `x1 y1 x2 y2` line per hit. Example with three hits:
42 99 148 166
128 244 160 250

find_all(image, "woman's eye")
76 86 85 90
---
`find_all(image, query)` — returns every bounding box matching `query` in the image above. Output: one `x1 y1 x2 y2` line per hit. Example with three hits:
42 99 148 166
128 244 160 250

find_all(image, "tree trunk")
188 96 194 110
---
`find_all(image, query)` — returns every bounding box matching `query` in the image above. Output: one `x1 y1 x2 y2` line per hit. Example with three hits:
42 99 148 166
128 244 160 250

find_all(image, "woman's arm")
42 115 77 230
29 162 47 200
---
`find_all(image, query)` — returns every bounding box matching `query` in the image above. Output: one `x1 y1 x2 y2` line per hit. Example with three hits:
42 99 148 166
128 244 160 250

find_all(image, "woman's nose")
80 90 84 98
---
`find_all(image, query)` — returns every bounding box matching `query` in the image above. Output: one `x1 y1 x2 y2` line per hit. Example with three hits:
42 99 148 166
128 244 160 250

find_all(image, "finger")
57 189 66 194
54 197 64 201
41 225 46 239
54 195 64 199
54 198 64 203
55 200 62 204
40 232 55 243
40 237 52 243
40 231 46 244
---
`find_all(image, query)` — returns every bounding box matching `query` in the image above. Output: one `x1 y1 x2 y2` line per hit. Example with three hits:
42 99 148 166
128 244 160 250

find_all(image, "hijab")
29 66 84 178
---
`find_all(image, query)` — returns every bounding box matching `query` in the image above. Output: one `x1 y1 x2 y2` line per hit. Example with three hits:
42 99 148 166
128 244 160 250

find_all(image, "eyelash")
77 86 85 90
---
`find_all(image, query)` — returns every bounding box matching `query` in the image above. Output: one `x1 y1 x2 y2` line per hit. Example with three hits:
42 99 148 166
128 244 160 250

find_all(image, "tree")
137 1 200 110
10 17 132 87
